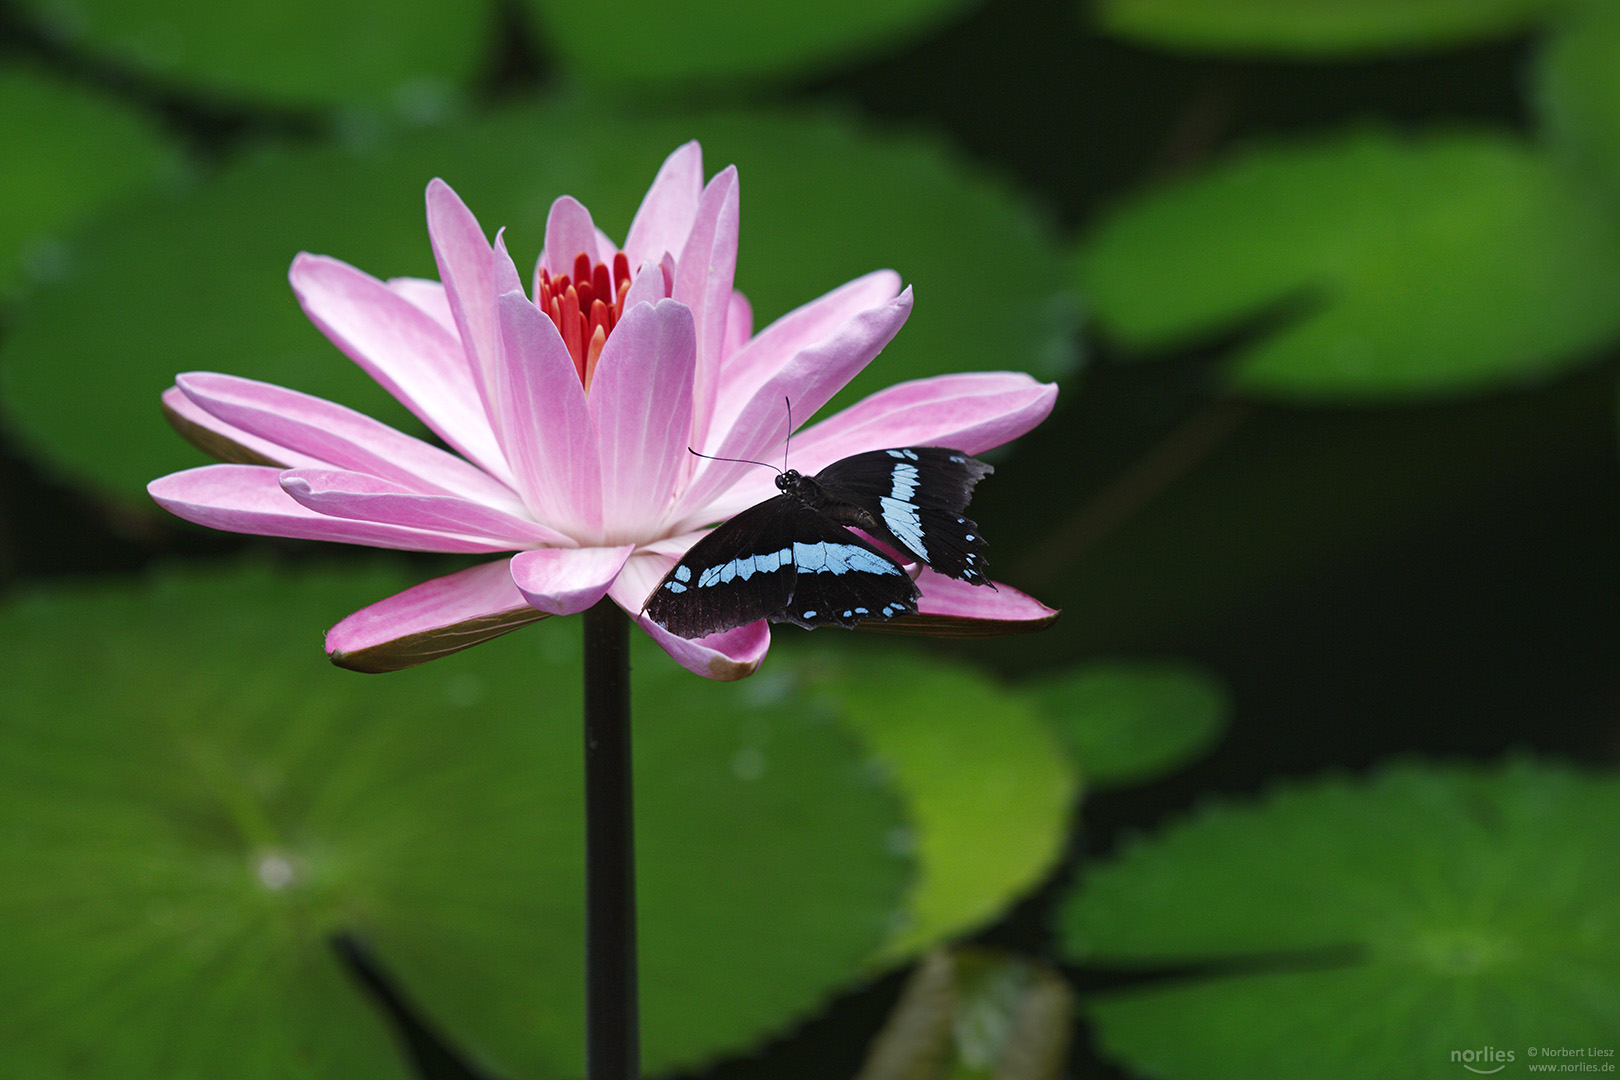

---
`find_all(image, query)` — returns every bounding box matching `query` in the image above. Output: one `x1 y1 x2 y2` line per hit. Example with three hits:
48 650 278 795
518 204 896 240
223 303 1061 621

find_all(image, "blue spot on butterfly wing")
791 540 826 574
879 495 927 561
791 540 904 577
765 506 920 629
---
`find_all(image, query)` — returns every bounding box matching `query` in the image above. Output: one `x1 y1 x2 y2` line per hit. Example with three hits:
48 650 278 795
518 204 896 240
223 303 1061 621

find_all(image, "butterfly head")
774 469 803 493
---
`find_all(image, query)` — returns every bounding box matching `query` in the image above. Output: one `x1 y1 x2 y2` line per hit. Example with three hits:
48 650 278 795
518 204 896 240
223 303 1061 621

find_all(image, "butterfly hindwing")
643 496 920 639
811 447 993 584
765 504 921 631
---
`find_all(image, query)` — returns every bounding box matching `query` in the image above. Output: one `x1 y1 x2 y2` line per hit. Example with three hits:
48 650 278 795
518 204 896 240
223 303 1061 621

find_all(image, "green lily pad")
1028 660 1228 788
1535 1 1620 198
0 64 177 297
524 0 978 84
1093 0 1556 54
1058 760 1620 1079
15 0 485 109
1077 127 1620 400
0 101 1074 502
788 644 1079 963
0 560 912 1078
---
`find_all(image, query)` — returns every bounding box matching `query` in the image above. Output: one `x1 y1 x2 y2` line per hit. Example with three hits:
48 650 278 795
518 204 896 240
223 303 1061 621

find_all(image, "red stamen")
560 286 584 383
583 325 607 391
588 298 611 342
534 250 631 390
613 252 631 299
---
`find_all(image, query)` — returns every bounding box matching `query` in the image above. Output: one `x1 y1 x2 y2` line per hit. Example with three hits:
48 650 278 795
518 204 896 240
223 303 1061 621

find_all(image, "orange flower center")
536 250 633 391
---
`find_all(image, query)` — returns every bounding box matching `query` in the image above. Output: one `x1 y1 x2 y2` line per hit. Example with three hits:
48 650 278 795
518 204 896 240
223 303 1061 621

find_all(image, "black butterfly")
644 446 993 639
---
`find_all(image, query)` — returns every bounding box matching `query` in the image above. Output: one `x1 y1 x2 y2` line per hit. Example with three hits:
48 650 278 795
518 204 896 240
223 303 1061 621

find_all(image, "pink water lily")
148 143 1057 680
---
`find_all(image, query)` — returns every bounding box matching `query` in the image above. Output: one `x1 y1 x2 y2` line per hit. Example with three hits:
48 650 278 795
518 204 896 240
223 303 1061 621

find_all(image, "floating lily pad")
1535 1 1620 197
1 102 1074 502
0 561 912 1078
1058 760 1620 1079
1028 660 1228 787
787 644 1079 963
15 0 484 109
1093 0 1555 54
1078 128 1620 400
524 0 978 85
0 64 177 296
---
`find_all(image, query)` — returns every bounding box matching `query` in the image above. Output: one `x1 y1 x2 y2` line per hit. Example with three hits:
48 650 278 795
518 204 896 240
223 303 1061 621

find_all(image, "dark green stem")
582 599 638 1080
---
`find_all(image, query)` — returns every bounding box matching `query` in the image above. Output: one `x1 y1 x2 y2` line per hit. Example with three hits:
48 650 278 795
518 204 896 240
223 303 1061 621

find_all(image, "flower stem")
582 598 638 1080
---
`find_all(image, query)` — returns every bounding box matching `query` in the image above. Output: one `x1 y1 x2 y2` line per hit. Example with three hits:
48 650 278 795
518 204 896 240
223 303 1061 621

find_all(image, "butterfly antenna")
782 396 792 472
686 447 780 474
683 397 799 475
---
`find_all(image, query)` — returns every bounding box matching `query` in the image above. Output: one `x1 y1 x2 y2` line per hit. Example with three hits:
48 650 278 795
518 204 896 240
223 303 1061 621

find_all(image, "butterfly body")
644 447 992 639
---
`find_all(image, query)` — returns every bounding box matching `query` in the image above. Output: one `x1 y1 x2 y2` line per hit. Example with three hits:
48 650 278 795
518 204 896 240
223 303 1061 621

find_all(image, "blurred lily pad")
15 0 485 109
525 0 980 84
0 560 912 1078
1028 660 1228 787
0 64 177 296
1094 0 1555 54
790 645 1079 963
0 101 1074 502
1058 760 1620 1079
1535 1 1620 197
1078 127 1620 400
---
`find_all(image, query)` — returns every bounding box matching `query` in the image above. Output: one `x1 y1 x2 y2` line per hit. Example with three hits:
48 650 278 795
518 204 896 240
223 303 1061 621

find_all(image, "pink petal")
490 230 526 294
609 558 769 680
175 372 524 509
897 571 1059 634
674 166 739 454
424 179 506 446
709 270 902 431
639 616 771 681
789 372 1059 472
148 465 514 552
721 289 753 362
326 559 545 672
279 468 568 546
589 299 697 538
671 287 913 526
510 545 635 616
161 385 315 468
495 289 603 538
693 371 1056 527
621 257 672 311
385 277 456 335
623 141 704 268
290 252 510 483
535 227 619 283
540 196 600 277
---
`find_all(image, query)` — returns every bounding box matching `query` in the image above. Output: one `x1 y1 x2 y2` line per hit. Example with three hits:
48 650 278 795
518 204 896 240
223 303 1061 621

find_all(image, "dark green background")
3 0 1617 1075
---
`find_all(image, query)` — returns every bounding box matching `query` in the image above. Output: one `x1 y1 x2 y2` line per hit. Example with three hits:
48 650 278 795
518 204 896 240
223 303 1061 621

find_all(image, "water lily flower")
148 143 1057 680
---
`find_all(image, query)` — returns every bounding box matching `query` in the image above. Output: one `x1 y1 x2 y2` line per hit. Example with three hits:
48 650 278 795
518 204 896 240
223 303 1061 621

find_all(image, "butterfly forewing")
812 447 993 584
644 496 801 639
645 497 919 638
